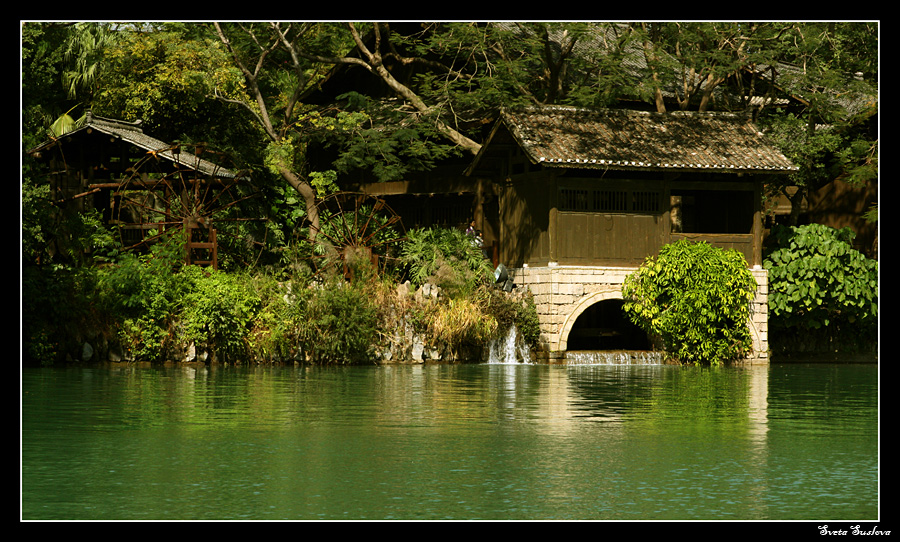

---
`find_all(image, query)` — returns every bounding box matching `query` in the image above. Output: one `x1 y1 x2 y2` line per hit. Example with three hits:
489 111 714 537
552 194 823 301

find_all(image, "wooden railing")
669 233 755 265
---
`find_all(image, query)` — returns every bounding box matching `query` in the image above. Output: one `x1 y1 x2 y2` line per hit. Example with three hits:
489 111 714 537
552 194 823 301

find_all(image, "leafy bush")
764 223 877 353
96 237 188 362
178 266 261 363
622 239 757 366
482 287 542 349
295 279 379 364
22 263 102 365
246 274 309 362
513 294 542 349
399 226 494 298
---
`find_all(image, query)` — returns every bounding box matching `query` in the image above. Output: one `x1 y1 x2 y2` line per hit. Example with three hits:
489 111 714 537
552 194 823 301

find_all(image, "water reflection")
22 363 877 520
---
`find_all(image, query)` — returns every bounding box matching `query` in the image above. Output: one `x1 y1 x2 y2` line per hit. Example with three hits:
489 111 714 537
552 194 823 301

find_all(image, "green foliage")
622 240 757 366
764 223 878 334
295 280 379 364
21 263 102 365
97 239 262 363
21 177 53 264
760 111 845 189
178 266 261 363
514 294 542 348
482 288 542 349
94 26 245 142
400 227 494 298
264 137 298 177
322 102 461 183
97 237 188 361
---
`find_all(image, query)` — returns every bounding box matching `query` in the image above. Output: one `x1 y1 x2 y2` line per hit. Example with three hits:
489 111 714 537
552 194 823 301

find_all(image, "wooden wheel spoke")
305 192 405 277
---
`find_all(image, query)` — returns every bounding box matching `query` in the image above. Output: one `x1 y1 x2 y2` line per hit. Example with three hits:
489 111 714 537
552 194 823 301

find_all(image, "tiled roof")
498 106 798 173
29 112 238 179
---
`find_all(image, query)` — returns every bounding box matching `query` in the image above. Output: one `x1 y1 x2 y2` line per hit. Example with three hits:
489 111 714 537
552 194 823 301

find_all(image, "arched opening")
566 299 651 351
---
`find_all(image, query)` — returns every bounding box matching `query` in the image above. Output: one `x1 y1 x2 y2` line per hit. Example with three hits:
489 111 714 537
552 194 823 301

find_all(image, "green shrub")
513 294 542 349
399 227 494 298
482 287 541 348
22 263 102 365
296 280 379 364
764 223 877 353
247 274 309 363
622 239 757 366
178 266 261 363
97 237 188 362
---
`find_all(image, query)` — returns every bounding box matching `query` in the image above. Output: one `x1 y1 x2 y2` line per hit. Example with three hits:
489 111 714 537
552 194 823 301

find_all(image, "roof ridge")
85 110 144 133
510 104 747 120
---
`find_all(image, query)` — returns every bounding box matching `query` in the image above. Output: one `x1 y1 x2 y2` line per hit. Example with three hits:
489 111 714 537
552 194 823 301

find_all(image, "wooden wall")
496 171 765 268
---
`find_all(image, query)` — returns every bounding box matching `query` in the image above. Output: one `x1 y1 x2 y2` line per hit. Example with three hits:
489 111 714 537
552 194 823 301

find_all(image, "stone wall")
509 265 769 364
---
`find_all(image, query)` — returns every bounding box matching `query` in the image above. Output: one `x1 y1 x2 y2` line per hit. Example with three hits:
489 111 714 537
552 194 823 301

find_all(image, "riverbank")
23 262 541 367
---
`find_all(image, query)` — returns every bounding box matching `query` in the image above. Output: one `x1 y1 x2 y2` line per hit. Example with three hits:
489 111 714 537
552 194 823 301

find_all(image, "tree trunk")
277 165 320 241
785 186 806 227
639 24 667 114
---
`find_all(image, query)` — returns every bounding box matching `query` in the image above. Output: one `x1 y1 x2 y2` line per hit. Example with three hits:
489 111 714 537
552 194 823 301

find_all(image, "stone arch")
558 290 626 352
559 290 765 358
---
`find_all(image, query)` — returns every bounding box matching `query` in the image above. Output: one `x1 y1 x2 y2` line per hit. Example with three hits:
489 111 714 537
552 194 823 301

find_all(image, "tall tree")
631 22 773 112
753 22 878 227
211 22 337 240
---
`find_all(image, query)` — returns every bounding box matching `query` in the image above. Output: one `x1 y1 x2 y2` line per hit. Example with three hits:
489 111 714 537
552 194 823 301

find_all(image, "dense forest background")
20 21 878 365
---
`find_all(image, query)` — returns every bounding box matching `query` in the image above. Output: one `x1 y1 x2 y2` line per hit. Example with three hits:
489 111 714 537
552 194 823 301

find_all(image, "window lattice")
595 190 628 212
560 189 589 211
632 191 659 212
559 187 659 213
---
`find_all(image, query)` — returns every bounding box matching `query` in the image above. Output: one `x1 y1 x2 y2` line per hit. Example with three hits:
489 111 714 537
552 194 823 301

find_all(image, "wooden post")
185 225 218 269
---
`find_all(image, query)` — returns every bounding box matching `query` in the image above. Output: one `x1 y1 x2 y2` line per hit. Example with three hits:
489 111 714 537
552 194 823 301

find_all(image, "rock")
411 339 425 362
108 347 122 363
414 282 442 303
183 342 197 363
81 342 94 362
397 281 413 298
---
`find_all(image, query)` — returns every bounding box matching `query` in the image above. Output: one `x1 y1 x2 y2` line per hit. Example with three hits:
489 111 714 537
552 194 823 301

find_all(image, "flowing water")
21 361 878 521
564 350 669 365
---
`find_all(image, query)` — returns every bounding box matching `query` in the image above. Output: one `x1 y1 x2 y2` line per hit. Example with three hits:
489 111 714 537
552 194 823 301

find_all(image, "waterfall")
564 350 667 365
486 324 532 364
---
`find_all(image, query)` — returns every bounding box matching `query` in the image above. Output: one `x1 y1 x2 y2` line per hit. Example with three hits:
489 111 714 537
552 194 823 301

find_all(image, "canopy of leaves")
94 25 247 144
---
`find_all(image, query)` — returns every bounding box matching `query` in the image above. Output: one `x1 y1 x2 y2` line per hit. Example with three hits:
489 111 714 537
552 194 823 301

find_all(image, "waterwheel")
302 192 406 277
110 143 266 269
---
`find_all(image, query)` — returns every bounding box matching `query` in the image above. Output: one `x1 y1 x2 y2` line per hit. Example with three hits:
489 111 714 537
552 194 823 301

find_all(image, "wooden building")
27 112 251 268
363 105 798 269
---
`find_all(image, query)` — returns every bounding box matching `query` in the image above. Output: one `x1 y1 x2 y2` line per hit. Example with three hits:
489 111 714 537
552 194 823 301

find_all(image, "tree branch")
213 22 280 141
347 23 482 154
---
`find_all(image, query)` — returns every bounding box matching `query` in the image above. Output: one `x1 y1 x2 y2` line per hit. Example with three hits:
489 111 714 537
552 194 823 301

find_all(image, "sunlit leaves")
95 26 245 138
764 223 878 332
622 240 756 366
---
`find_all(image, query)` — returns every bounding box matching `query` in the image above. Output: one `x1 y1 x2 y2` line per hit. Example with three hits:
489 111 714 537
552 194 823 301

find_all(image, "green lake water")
21 362 879 521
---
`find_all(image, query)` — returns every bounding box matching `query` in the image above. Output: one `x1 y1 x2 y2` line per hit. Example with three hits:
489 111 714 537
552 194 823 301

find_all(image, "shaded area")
567 299 651 351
